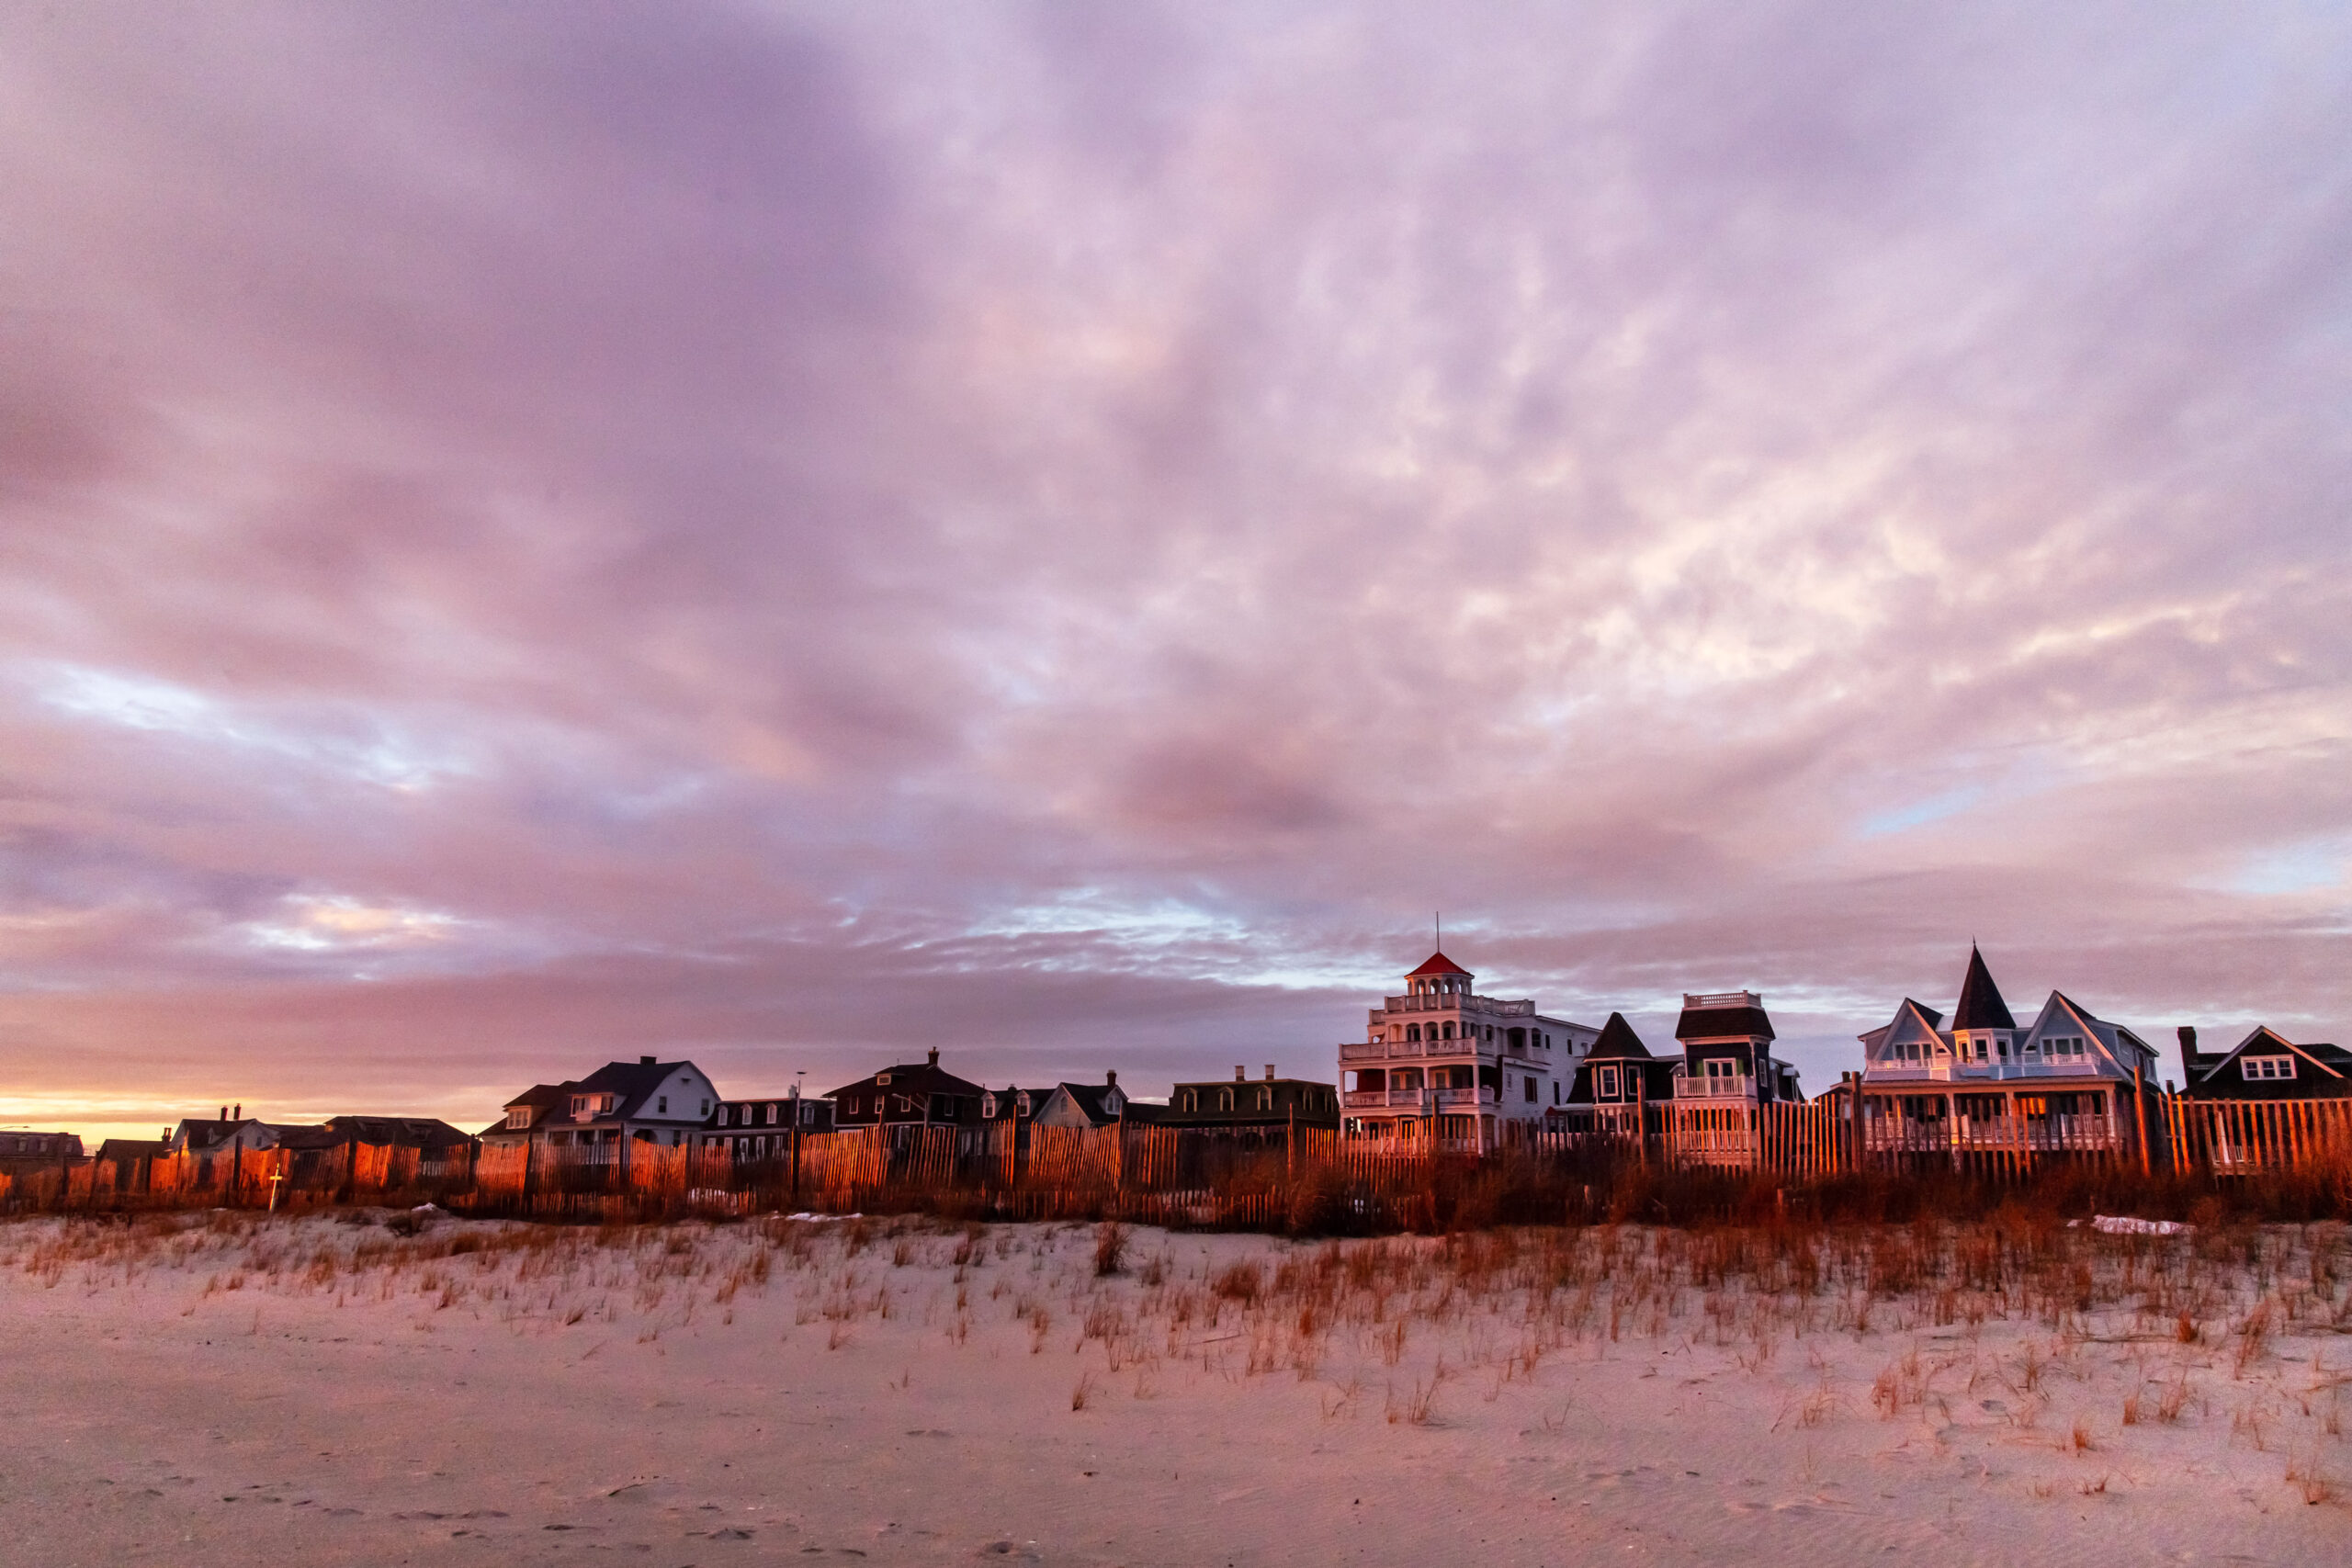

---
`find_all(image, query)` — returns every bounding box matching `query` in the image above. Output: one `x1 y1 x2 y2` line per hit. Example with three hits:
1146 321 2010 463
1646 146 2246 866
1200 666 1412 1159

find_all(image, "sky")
3 2 2349 1145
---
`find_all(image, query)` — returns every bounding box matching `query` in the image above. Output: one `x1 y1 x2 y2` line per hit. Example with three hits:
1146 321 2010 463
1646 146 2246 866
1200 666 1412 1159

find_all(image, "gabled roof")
1675 1003 1776 1042
1407 951 1471 978
321 1116 472 1148
1035 1081 1135 1128
2201 1025 2352 1083
1951 946 2015 1032
573 1060 711 1121
1583 1012 1653 1060
502 1082 576 1112
1903 998 1945 1028
823 1061 988 1100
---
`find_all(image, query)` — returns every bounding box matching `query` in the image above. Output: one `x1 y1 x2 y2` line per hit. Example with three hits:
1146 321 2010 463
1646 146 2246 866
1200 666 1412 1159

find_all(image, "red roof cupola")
1407 951 1470 978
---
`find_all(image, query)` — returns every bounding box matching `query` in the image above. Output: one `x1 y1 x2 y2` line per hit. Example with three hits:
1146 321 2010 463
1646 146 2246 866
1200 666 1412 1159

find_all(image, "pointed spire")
1583 1011 1653 1059
1952 944 2016 1032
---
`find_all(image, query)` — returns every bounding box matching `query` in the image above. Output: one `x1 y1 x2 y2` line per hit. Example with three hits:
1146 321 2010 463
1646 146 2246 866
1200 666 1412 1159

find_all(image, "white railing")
1863 1112 2123 1154
1675 1074 1753 1100
1343 1089 1430 1111
1340 1040 1490 1062
1434 1087 1498 1110
1380 994 1537 1017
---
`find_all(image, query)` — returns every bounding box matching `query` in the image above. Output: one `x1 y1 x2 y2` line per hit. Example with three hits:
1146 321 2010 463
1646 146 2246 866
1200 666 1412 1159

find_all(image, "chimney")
2177 1025 2199 1080
928 1047 940 1067
1234 1065 1245 1082
232 1103 241 1121
219 1106 228 1122
640 1055 655 1066
1105 1069 1117 1087
1264 1065 1275 1082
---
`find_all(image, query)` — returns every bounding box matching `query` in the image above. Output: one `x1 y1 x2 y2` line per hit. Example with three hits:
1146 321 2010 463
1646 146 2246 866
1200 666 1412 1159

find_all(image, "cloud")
1 1 2348 1134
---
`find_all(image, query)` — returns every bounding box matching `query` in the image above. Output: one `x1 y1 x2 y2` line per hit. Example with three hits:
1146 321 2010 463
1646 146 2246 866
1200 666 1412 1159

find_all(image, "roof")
1039 1082 1144 1127
501 1082 576 1112
1952 946 2016 1032
1902 998 1945 1027
96 1138 168 1161
2192 1025 2352 1088
1407 951 1471 978
823 1061 988 1100
1583 1012 1653 1060
322 1116 472 1148
1674 1004 1776 1042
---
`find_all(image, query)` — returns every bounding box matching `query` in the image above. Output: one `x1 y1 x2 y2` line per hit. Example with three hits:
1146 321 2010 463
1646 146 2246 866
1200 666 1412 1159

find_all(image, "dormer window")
505 1107 532 1130
982 1093 997 1118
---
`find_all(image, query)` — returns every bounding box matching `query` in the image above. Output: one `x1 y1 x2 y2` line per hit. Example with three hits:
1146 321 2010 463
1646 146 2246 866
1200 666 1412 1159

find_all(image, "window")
876 1073 891 1086
505 1108 530 1130
2244 1055 2297 1081
658 1096 668 1114
700 1100 710 1117
1442 1022 1455 1040
1181 1090 1197 1112
1257 1088 1272 1111
1553 1080 1561 1104
766 1103 779 1125
1704 1059 1740 1089
1524 1077 1538 1103
1597 1066 1620 1098
1406 1024 1421 1043
982 1093 997 1118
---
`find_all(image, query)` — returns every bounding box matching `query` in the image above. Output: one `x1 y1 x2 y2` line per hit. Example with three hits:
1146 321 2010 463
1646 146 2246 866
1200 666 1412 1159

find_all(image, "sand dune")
2 1213 2345 1565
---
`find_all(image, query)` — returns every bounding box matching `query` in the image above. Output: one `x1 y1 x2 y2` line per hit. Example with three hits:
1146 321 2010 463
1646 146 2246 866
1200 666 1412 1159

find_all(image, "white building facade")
1854 947 2160 1157
1339 952 1598 1145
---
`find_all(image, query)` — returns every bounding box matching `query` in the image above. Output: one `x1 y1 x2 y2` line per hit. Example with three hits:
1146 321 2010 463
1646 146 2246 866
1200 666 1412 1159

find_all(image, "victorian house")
1673 991 1802 1103
1338 952 1598 1145
1854 947 2161 1158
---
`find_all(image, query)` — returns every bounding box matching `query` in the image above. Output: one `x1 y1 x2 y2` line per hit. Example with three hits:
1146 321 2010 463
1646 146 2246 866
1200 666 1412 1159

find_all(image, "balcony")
1675 1073 1753 1100
1380 993 1538 1017
1341 1086 1498 1112
1340 1039 1492 1062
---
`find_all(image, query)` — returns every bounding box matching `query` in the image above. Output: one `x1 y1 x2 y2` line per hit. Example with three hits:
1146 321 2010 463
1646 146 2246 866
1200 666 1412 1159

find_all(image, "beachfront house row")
2176 1025 2352 1100
1854 947 2160 1156
481 1057 720 1151
1339 952 1600 1144
1160 1066 1340 1129
826 1050 987 1128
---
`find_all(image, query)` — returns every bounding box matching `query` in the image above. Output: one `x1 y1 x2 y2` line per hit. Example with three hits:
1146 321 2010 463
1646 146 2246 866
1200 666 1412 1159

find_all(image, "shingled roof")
1583 1012 1654 1060
1674 1002 1776 1042
1951 945 2016 1032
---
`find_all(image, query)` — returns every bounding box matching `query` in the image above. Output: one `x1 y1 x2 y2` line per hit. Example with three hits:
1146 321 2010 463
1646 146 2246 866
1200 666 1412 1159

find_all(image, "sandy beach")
1 1213 2344 1566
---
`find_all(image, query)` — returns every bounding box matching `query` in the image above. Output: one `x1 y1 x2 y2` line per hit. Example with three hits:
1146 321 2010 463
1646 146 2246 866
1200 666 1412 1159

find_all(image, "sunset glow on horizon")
4 3 2349 1145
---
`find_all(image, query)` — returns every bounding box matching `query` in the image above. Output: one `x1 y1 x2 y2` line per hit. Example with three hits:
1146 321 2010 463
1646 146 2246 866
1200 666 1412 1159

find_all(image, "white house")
1854 947 2160 1157
481 1056 720 1152
1339 952 1598 1145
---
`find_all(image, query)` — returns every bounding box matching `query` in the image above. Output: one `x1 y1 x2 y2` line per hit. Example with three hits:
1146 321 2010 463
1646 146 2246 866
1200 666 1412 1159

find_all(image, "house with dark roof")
1853 947 2161 1159
1338 952 1600 1144
1162 1065 1340 1129
1031 1073 1148 1130
826 1050 986 1128
1560 1013 1682 1108
1673 991 1802 1103
0 1130 83 1168
481 1057 720 1151
2177 1025 2352 1100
